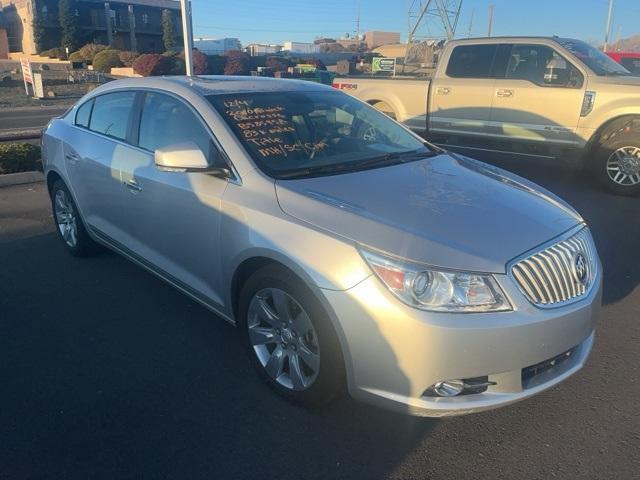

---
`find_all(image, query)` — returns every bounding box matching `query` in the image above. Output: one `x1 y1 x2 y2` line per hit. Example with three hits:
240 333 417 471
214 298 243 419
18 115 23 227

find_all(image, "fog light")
432 379 465 397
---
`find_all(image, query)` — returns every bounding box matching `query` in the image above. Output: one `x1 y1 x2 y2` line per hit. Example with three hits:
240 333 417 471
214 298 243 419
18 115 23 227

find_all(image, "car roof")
95 75 333 97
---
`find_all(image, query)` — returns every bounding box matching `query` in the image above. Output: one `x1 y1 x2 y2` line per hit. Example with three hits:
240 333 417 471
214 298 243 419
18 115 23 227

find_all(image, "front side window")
209 90 434 179
75 99 93 128
138 92 214 158
505 44 584 88
446 45 497 78
89 91 136 141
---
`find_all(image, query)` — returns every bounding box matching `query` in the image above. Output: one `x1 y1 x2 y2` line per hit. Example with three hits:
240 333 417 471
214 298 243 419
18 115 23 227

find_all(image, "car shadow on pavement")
0 231 436 480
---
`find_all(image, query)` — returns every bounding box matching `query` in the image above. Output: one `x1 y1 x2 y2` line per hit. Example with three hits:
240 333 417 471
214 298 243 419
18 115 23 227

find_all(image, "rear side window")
446 45 497 78
138 92 214 158
89 92 136 141
75 100 93 128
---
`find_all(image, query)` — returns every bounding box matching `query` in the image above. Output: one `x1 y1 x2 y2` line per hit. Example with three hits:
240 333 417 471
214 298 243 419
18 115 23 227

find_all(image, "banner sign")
372 57 396 74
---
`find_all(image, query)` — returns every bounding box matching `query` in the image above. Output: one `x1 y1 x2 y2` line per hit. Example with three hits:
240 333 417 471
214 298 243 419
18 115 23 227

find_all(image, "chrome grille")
511 228 597 307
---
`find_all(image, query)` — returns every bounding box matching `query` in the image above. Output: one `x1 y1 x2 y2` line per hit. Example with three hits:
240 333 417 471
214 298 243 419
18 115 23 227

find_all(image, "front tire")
593 128 640 196
238 265 345 407
50 180 102 256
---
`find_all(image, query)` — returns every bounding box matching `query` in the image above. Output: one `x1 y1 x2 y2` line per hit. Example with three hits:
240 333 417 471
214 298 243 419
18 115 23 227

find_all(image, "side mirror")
154 141 230 177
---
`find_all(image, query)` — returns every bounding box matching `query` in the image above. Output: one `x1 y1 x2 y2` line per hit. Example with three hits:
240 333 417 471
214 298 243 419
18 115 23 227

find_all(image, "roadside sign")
21 57 33 95
372 57 396 75
33 73 45 99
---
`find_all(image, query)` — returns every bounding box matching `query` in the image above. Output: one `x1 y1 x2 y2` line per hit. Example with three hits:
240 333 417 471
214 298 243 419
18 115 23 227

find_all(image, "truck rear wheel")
593 128 640 196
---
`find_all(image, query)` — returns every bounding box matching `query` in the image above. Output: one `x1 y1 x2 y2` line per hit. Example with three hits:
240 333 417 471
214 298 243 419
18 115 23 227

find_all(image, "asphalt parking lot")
0 154 638 480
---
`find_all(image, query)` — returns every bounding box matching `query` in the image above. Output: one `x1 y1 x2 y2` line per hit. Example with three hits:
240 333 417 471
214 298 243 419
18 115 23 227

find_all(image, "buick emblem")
574 253 588 285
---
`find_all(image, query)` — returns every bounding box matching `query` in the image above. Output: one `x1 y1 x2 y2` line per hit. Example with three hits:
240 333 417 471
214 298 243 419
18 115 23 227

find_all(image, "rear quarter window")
74 100 93 128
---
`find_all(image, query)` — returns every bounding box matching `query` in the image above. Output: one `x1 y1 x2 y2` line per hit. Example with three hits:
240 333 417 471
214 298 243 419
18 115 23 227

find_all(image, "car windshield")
556 38 631 76
208 91 436 179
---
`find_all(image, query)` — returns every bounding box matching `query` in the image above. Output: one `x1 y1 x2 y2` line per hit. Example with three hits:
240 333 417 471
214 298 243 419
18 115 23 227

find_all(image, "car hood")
275 153 583 273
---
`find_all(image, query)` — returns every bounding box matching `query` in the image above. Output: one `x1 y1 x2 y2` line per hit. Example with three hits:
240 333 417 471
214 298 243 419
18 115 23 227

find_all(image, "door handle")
436 87 451 95
65 152 79 165
125 180 142 193
496 89 514 98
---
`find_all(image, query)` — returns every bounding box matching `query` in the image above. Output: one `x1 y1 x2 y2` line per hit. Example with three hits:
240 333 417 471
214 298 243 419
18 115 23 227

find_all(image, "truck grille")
511 228 597 307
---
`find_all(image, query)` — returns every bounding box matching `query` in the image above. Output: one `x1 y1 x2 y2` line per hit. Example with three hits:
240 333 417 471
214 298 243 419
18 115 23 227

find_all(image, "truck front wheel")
593 128 640 196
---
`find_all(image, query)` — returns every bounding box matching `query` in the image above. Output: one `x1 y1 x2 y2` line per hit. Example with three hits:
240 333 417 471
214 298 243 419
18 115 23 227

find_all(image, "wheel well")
230 257 290 319
46 171 63 197
587 115 640 153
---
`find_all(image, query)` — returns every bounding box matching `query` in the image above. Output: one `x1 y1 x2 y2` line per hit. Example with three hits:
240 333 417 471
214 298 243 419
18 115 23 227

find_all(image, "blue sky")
191 0 640 46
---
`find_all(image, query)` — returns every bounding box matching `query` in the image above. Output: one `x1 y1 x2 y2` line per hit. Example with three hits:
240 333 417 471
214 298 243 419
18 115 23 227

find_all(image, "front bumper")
322 269 601 417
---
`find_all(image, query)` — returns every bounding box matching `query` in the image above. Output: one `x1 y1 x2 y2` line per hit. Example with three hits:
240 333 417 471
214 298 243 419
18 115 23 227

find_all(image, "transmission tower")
404 0 463 66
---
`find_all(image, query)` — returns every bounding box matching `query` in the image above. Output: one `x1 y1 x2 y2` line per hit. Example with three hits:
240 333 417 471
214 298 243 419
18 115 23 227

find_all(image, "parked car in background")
42 76 601 417
333 37 640 196
606 51 640 76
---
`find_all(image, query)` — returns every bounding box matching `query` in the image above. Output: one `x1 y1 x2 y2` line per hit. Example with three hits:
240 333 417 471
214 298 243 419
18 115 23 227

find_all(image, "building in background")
282 41 320 55
245 42 281 56
194 37 240 55
364 31 401 50
0 0 182 55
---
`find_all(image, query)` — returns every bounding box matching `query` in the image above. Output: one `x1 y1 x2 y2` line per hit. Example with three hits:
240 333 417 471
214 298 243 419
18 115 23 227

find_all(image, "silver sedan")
41 76 601 416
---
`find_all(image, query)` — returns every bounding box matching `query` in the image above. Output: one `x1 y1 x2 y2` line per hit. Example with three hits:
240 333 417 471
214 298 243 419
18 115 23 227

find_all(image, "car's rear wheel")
50 180 102 256
238 265 344 407
593 128 640 196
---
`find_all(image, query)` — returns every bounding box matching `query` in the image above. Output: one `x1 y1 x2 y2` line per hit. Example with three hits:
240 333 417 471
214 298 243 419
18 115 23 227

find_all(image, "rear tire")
238 265 345 408
50 180 102 256
593 128 640 196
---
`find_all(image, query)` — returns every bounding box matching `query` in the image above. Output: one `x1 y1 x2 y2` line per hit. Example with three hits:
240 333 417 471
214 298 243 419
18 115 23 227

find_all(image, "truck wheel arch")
367 100 397 120
587 115 640 153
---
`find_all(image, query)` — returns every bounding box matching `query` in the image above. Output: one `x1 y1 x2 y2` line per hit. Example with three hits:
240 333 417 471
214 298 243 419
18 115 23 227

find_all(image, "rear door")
63 91 137 243
429 44 499 138
490 43 586 146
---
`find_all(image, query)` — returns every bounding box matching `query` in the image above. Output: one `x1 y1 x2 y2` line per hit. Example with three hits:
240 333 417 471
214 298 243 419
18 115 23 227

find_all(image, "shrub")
73 43 108 63
168 55 185 74
40 47 66 59
0 143 42 174
265 56 291 72
176 48 207 74
92 49 123 73
303 58 327 71
207 54 226 74
68 51 84 63
224 50 250 75
118 50 140 67
133 53 173 76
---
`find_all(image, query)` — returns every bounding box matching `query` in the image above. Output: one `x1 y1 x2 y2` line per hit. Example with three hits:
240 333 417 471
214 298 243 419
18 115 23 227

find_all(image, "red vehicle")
606 51 640 75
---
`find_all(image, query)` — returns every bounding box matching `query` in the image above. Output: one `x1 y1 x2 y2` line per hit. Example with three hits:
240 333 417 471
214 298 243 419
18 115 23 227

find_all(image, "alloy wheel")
247 288 320 391
54 190 78 247
606 146 640 186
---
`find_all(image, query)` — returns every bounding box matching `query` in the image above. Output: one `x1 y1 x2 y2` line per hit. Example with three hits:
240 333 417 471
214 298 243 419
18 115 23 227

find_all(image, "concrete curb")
0 130 42 141
0 171 45 188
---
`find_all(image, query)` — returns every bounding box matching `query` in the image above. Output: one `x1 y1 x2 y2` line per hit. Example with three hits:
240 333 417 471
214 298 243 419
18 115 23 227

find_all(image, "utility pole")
604 0 613 52
179 0 194 76
467 8 474 38
487 4 494 37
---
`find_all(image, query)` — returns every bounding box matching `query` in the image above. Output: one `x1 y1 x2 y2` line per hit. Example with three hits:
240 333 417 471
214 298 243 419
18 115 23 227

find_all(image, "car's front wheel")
238 265 344 407
594 128 640 196
50 180 102 256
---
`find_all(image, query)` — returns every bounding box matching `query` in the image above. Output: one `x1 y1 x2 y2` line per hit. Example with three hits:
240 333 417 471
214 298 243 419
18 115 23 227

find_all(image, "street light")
179 0 194 76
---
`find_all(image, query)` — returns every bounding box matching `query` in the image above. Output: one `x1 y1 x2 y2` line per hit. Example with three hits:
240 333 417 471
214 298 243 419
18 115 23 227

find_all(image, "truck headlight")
360 248 512 313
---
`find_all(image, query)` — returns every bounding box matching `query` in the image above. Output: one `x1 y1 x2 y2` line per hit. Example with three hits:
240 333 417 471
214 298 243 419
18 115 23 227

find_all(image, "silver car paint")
42 76 601 416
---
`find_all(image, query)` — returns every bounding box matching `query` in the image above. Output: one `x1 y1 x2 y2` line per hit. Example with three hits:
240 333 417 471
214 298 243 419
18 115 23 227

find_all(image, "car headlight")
359 247 512 313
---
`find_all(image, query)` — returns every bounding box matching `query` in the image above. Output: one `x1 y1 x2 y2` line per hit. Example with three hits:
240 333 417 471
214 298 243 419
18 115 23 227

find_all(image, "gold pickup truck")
333 37 640 196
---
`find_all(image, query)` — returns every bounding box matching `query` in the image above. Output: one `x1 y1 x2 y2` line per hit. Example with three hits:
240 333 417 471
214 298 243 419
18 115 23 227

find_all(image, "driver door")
491 43 586 147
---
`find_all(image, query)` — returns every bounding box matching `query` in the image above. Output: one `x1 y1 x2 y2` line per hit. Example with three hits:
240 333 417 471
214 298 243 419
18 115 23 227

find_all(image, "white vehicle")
333 37 640 196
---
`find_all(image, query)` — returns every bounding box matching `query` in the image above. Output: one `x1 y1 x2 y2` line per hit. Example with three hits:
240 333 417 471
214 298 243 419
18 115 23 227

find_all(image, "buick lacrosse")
42 76 601 416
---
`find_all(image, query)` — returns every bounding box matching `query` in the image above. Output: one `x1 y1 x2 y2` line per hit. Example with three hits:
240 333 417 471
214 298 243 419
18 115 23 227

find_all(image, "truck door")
490 43 586 147
429 44 499 138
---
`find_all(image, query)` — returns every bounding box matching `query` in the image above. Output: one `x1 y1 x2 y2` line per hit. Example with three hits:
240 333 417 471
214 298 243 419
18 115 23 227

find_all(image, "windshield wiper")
276 150 438 179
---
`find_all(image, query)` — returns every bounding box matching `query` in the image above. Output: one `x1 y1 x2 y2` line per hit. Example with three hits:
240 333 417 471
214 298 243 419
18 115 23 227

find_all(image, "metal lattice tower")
405 0 463 66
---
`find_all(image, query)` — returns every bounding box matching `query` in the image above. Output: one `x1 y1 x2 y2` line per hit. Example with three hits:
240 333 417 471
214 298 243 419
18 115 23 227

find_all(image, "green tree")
32 12 46 53
161 9 176 52
58 0 81 53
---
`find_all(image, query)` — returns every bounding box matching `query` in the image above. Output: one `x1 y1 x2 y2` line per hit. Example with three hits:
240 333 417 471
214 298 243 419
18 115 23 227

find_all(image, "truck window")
446 45 497 78
620 58 640 75
505 45 583 88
